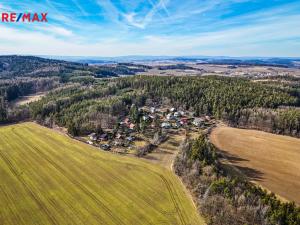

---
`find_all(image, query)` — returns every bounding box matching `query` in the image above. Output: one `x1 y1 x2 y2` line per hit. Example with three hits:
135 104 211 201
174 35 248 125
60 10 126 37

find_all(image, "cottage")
174 112 180 117
180 117 188 125
89 133 98 141
150 107 156 114
99 133 108 141
205 115 211 121
179 111 185 116
193 118 205 127
149 114 155 119
116 133 122 139
129 123 135 129
142 115 150 121
126 136 135 142
124 117 130 125
161 122 171 129
172 122 181 129
166 113 175 120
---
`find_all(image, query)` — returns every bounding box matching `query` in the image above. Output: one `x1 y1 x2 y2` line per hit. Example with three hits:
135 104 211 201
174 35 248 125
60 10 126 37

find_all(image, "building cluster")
85 105 213 152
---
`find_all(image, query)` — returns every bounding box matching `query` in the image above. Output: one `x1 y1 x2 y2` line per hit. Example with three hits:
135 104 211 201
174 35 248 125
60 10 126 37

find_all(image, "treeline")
174 133 300 225
157 64 196 70
114 76 300 136
228 108 300 137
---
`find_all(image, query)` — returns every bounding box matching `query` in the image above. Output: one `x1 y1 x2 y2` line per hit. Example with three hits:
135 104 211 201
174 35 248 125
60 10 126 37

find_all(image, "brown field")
210 126 300 204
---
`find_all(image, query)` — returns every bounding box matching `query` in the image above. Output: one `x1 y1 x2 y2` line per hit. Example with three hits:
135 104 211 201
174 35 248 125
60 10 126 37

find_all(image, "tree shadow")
234 165 264 181
218 149 249 163
217 149 264 182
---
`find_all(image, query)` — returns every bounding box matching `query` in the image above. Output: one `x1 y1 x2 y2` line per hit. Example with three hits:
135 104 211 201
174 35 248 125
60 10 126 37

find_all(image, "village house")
179 111 185 116
89 133 98 141
99 133 108 141
142 115 150 121
166 113 175 120
161 122 171 129
193 118 205 127
180 117 188 125
150 107 156 114
174 112 180 117
205 115 211 121
126 136 135 142
124 117 130 125
129 123 135 130
149 114 156 119
116 133 122 139
172 122 181 129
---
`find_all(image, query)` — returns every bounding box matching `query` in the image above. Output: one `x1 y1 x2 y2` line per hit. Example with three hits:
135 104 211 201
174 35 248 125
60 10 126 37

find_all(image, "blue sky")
0 0 300 56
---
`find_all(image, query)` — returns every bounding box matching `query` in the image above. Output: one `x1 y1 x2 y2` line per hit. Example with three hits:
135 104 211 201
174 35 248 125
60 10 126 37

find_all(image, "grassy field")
210 126 300 204
0 122 204 225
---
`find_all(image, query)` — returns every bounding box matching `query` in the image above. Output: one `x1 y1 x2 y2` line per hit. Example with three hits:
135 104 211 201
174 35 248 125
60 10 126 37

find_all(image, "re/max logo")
1 13 48 23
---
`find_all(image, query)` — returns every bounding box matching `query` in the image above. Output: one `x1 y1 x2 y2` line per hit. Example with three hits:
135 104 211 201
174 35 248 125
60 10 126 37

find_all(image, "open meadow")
0 122 204 225
210 126 300 204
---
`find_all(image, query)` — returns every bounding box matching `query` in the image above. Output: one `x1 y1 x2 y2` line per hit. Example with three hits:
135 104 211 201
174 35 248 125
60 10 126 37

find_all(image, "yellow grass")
0 122 204 225
210 126 300 204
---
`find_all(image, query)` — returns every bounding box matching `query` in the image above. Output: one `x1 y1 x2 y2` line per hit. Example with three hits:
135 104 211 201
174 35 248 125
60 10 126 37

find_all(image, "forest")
2 74 299 137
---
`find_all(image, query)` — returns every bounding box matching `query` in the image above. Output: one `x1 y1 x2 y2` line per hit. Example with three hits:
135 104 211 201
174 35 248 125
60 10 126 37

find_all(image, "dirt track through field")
210 126 300 204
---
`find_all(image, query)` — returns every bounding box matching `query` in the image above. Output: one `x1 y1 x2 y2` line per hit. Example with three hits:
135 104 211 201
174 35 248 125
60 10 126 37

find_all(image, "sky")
0 0 300 57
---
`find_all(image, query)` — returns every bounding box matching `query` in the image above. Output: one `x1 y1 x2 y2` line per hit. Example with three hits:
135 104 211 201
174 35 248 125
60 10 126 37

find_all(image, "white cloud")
123 0 170 29
0 0 299 57
0 13 299 57
37 25 73 37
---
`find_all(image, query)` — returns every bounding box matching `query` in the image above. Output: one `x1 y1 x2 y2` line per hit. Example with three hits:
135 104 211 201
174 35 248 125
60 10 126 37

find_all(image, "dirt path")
210 125 300 205
143 130 186 170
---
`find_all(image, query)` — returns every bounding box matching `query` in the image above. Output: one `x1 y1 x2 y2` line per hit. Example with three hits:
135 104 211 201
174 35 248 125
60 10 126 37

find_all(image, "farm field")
0 122 204 225
210 126 300 204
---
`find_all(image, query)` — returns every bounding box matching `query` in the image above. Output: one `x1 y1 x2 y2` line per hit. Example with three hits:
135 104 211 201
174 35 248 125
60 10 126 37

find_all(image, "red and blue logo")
1 13 48 22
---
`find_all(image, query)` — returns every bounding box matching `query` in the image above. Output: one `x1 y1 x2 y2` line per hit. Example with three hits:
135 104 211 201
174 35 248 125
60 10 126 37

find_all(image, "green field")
0 122 204 225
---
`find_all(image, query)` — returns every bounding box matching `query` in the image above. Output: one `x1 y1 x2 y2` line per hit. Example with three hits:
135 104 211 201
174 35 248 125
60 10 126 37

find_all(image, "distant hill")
0 55 87 78
43 55 300 68
0 55 145 79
